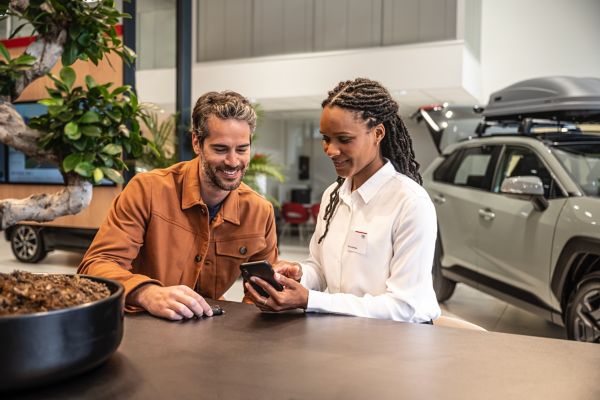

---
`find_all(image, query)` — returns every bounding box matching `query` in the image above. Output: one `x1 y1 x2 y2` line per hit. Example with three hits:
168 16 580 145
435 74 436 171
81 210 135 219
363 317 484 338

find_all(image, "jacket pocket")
213 237 267 296
215 237 267 259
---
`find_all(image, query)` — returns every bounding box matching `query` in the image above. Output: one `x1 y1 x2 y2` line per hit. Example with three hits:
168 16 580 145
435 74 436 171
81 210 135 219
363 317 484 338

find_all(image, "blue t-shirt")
207 202 222 221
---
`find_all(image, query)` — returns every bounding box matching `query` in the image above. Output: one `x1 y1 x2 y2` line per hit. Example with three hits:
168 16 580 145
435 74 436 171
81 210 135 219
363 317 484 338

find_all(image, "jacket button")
194 255 201 263
239 246 247 255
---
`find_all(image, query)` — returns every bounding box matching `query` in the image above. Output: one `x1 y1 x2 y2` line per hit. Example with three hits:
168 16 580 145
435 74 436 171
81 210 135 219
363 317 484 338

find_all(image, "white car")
417 77 600 342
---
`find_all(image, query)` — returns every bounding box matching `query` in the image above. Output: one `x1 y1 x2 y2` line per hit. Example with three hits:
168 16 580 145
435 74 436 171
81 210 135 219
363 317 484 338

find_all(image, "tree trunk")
0 102 57 164
0 174 93 230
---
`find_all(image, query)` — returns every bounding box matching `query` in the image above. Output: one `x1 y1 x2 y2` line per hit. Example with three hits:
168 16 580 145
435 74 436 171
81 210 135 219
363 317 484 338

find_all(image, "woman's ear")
374 123 386 144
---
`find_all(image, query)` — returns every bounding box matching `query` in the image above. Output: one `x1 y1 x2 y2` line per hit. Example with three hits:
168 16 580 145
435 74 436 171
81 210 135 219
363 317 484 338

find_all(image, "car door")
476 145 568 304
428 145 501 272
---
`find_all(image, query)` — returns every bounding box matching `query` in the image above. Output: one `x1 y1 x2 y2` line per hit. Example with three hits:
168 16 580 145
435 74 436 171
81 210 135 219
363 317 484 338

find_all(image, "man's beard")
201 157 247 191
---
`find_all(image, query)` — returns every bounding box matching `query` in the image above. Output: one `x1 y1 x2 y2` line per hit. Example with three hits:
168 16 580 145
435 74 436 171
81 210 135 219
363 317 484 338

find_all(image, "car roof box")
483 76 600 121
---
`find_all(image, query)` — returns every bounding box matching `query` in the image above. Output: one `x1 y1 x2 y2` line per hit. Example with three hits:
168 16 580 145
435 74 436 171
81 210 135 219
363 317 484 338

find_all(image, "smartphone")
240 260 284 298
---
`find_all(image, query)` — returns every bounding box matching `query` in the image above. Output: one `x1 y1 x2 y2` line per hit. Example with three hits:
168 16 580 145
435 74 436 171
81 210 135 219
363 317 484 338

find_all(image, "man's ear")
192 134 202 155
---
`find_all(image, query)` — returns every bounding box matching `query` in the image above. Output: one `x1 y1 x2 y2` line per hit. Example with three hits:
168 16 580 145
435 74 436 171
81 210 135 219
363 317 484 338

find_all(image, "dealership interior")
2 0 599 337
1 1 600 396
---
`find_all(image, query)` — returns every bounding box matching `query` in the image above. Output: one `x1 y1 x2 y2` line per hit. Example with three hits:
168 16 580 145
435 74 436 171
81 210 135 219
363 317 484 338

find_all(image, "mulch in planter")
0 271 110 316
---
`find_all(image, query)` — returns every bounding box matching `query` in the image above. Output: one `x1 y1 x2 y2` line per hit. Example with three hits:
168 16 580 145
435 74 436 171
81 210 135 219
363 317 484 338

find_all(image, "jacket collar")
181 157 241 225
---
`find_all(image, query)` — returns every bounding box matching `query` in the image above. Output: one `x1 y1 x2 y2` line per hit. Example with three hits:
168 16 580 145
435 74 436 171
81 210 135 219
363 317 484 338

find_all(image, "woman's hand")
245 273 308 312
273 260 303 281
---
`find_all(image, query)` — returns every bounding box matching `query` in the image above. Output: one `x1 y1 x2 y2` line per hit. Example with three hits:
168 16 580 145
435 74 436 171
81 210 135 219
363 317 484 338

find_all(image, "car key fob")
211 305 224 316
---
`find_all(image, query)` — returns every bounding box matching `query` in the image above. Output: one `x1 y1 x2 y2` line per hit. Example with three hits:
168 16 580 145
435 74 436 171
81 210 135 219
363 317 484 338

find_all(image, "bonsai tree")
0 0 156 230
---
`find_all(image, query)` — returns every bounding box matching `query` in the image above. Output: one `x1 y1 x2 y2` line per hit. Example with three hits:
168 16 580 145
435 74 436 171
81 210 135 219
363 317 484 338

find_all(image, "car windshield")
553 142 600 197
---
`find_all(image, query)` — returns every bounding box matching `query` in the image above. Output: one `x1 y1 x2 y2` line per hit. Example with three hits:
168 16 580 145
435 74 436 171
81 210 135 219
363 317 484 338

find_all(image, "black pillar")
176 0 193 161
122 0 136 184
122 0 136 91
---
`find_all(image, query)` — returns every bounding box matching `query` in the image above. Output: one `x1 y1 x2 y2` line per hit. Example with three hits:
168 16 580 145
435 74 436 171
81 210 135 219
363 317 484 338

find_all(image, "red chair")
281 202 310 241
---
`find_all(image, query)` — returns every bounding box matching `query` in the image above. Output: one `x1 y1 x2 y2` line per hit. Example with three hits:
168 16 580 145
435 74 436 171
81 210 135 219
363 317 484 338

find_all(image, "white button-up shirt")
300 161 441 322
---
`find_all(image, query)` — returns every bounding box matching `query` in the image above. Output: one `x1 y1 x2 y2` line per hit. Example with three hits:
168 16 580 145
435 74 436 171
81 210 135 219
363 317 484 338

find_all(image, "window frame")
492 144 568 199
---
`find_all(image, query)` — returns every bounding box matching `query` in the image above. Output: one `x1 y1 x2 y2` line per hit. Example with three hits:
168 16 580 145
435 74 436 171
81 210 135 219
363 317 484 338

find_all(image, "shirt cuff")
306 289 329 312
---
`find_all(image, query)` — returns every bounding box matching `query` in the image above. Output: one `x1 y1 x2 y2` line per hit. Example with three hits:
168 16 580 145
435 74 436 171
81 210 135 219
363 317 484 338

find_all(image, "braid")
317 78 422 242
317 176 344 244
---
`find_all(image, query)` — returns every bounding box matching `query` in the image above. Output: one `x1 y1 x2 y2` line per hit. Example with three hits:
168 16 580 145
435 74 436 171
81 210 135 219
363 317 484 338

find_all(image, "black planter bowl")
0 275 124 392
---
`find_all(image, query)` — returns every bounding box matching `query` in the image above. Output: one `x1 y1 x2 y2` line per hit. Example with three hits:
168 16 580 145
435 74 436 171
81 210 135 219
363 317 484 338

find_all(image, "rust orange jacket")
77 157 278 311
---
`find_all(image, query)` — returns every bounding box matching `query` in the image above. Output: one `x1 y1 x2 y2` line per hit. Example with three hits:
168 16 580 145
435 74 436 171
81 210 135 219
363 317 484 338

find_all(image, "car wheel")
10 225 47 263
432 237 456 302
566 277 600 343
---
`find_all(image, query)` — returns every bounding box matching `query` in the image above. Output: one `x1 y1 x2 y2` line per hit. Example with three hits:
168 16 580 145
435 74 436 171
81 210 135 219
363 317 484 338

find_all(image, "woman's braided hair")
317 77 422 244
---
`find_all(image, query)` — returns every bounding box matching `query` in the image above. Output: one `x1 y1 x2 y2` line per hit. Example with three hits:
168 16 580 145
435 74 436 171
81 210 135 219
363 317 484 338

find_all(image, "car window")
494 146 561 198
449 146 499 190
553 143 600 197
433 149 462 183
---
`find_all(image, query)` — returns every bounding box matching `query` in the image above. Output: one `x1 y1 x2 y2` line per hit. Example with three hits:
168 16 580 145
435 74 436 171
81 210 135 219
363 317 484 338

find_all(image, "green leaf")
64 122 80 140
60 66 76 90
77 32 92 47
73 139 87 151
111 86 130 97
8 23 28 40
49 74 70 93
129 91 138 109
0 42 10 61
81 125 102 137
61 44 78 67
85 75 97 90
14 55 37 65
93 168 104 183
101 167 124 184
38 98 63 106
113 157 127 170
57 111 75 122
62 153 83 172
79 110 100 123
99 154 114 167
106 108 122 122
102 143 122 155
48 105 66 116
74 161 94 177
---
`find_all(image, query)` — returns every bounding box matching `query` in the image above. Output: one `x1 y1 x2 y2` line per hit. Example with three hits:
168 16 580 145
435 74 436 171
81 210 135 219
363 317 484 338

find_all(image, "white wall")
480 0 600 101
137 40 478 112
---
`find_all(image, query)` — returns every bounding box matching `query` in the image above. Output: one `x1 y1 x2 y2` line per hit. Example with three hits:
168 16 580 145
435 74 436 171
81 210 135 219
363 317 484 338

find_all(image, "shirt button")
239 246 247 255
194 255 202 263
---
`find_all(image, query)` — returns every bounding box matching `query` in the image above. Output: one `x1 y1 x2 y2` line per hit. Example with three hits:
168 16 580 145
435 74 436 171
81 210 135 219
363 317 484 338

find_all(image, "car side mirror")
500 176 549 211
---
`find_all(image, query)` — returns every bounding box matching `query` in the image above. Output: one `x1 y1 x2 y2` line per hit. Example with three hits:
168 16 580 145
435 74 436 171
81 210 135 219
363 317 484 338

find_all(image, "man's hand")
274 260 303 281
245 273 309 312
128 284 214 321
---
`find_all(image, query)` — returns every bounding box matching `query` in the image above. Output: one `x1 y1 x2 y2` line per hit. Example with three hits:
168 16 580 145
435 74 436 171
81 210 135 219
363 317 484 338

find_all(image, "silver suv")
418 77 600 342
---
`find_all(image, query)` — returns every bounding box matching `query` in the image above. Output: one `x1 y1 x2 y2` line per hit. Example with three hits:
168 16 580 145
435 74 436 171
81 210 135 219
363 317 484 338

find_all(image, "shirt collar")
339 160 396 205
181 157 241 225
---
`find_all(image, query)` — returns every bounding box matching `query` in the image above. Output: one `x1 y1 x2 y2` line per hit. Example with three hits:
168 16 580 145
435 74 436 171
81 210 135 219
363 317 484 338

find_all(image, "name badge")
347 230 368 254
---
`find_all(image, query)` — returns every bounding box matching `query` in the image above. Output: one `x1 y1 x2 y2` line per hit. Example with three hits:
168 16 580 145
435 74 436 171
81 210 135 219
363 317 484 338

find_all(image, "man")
78 91 278 320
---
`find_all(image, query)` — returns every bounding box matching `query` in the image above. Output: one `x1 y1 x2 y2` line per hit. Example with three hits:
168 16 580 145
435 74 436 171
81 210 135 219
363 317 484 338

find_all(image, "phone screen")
240 261 283 297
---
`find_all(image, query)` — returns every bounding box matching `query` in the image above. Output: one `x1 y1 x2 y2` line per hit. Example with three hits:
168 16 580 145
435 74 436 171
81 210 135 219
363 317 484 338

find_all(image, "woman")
246 78 440 322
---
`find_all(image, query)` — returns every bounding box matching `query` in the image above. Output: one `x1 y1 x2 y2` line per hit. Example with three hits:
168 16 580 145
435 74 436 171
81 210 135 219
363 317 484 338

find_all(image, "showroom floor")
0 236 566 341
